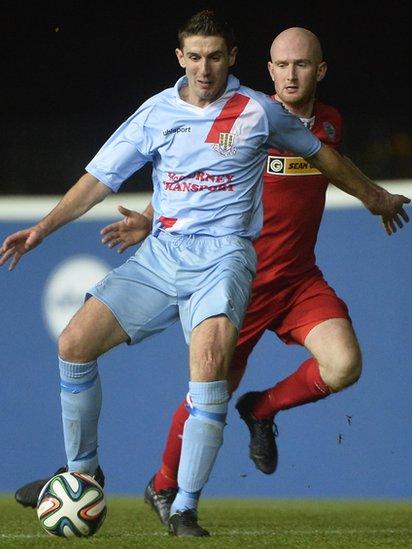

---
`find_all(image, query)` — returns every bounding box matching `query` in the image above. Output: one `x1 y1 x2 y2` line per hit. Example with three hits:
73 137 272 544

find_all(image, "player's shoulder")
127 87 175 126
313 100 342 147
314 100 342 125
238 85 295 130
238 85 284 112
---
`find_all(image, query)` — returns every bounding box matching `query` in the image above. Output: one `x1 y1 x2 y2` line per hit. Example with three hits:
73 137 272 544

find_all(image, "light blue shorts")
88 232 256 345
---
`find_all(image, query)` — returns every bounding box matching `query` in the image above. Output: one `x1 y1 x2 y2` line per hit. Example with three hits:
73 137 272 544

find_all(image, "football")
37 472 107 538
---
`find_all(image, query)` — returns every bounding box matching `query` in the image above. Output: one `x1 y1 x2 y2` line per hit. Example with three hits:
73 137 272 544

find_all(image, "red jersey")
253 100 342 292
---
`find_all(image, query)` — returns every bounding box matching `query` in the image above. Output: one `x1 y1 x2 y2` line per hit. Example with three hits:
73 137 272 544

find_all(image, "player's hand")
366 191 410 235
101 205 151 253
0 226 45 271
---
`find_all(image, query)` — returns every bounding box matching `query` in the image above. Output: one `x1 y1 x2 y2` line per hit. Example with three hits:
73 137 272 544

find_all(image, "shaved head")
270 27 323 64
267 26 327 116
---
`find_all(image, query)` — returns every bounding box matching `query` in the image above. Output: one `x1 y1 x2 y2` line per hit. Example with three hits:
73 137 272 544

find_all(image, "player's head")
175 10 238 107
268 27 327 109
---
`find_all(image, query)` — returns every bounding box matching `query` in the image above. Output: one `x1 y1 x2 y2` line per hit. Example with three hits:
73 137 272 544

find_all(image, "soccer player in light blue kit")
1 11 409 537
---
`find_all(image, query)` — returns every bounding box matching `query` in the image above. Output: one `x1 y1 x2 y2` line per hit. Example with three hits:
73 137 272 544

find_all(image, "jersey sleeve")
85 101 156 192
266 99 321 157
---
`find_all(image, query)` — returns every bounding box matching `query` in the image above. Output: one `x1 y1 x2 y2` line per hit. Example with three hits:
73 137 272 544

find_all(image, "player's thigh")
189 315 238 382
179 234 256 344
276 276 351 345
304 318 361 370
59 296 129 361
88 239 179 345
183 235 256 381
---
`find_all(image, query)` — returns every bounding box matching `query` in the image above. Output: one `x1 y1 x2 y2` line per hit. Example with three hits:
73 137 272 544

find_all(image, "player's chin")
198 87 214 99
283 91 303 103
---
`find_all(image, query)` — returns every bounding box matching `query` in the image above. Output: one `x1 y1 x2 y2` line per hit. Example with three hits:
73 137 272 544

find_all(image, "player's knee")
325 348 362 392
58 323 91 363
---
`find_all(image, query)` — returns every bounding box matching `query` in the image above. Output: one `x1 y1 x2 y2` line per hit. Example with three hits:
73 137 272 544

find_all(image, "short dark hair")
178 10 236 52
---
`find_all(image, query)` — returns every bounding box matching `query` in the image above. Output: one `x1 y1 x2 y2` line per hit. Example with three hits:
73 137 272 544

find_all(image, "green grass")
0 496 411 548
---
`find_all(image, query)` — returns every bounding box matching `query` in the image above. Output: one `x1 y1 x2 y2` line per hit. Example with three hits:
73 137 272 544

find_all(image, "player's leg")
168 315 237 536
145 335 255 526
250 318 361 418
168 234 256 536
58 296 129 476
15 296 127 508
144 401 187 525
305 318 362 390
232 307 280 473
60 235 180 477
237 277 355 473
15 235 180 508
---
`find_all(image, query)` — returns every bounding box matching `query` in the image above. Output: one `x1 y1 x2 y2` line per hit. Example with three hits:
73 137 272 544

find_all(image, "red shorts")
233 273 350 373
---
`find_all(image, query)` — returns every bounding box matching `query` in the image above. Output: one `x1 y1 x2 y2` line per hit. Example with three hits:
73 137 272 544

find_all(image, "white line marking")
1 528 410 539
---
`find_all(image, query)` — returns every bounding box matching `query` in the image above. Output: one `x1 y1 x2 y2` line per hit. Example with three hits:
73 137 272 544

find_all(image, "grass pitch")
0 496 411 548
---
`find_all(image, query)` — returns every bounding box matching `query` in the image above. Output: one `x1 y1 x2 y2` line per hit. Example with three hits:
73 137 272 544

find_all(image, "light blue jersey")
86 75 321 239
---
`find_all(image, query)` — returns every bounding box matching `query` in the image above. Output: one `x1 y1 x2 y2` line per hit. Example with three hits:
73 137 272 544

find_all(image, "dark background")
2 0 411 195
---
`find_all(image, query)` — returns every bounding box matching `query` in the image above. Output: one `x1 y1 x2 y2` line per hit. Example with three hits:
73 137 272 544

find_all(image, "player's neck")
275 94 315 119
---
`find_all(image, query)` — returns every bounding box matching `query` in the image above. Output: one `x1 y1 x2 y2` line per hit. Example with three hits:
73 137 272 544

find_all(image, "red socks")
251 358 331 420
153 399 188 492
154 358 330 490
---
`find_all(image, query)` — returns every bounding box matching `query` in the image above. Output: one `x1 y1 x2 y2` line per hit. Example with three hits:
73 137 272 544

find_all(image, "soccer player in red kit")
14 27 409 524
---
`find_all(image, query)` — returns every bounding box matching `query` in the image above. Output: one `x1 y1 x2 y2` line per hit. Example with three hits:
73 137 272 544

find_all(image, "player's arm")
101 201 154 253
307 144 410 235
0 173 112 270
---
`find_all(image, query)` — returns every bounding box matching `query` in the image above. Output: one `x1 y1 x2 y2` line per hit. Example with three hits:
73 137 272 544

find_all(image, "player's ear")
228 46 238 67
267 61 275 82
317 61 327 82
176 48 186 68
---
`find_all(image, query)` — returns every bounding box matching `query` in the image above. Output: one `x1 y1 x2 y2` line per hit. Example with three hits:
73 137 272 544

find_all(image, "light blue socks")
171 380 229 515
59 357 101 474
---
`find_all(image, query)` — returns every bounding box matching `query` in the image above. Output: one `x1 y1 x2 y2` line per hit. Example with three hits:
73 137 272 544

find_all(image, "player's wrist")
33 222 49 238
141 213 153 229
363 187 388 215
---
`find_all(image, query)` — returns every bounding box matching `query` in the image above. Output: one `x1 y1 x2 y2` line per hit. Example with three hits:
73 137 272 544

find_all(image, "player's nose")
286 65 297 80
199 58 210 75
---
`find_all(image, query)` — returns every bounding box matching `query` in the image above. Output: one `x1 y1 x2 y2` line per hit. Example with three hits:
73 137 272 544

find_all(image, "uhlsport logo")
42 255 111 340
163 126 191 136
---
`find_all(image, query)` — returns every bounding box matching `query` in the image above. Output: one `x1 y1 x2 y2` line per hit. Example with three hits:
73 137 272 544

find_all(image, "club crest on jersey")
213 132 237 156
323 121 336 141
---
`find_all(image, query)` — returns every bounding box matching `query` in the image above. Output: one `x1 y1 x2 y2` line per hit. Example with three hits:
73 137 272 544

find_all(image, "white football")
37 472 106 538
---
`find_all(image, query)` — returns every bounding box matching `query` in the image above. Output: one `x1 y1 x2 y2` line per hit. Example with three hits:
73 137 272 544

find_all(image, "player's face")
176 36 237 107
268 38 326 109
